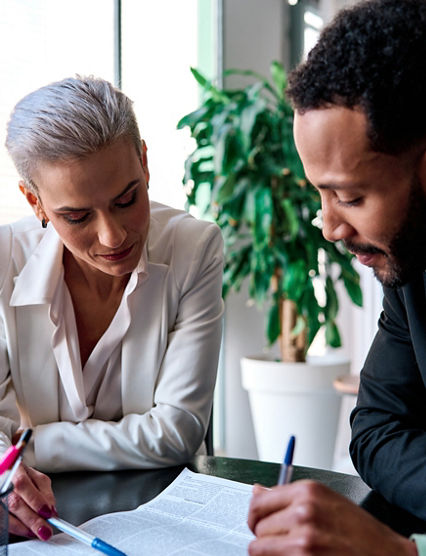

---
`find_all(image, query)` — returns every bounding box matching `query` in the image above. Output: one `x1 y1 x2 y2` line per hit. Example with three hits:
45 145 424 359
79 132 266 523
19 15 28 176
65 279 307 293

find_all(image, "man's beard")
344 175 426 288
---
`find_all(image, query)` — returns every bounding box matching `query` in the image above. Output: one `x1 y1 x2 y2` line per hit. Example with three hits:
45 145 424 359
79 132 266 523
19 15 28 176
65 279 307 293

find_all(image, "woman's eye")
116 189 137 208
337 197 362 207
63 212 90 224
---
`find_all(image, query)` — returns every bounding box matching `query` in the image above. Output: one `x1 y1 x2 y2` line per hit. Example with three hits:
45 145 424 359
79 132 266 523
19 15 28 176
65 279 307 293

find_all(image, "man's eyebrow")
56 180 140 212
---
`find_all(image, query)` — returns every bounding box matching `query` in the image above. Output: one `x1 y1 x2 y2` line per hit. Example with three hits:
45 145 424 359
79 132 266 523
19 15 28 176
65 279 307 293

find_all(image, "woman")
0 76 223 540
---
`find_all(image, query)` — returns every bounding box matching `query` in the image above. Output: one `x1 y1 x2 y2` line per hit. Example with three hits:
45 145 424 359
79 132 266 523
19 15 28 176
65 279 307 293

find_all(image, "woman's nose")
97 216 127 248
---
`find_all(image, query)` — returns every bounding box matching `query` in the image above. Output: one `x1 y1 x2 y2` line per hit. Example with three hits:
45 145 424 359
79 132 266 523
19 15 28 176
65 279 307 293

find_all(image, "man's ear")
141 140 150 186
19 181 47 223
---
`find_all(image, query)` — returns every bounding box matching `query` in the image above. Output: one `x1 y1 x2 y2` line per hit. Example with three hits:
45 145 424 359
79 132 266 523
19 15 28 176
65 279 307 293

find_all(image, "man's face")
293 107 426 288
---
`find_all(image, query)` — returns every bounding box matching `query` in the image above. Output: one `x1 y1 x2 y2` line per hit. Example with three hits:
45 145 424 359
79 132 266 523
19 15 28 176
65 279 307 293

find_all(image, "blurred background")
0 0 383 471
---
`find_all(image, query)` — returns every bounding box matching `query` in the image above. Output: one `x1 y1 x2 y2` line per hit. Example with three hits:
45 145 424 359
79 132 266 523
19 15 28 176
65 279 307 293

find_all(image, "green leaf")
224 67 281 102
270 61 287 98
244 189 256 224
267 303 280 345
342 272 363 307
190 67 229 103
282 260 308 302
177 105 209 130
194 183 214 219
291 315 306 338
281 198 299 239
302 280 321 347
325 276 339 321
190 67 210 88
239 97 266 153
325 321 342 348
254 188 273 246
213 174 236 206
213 124 232 175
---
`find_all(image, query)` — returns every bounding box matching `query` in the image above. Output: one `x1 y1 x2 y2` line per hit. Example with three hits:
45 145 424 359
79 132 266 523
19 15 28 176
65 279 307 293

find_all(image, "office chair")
205 407 214 456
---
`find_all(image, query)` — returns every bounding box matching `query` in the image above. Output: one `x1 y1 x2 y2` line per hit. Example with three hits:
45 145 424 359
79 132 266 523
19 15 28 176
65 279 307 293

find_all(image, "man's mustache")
344 240 387 257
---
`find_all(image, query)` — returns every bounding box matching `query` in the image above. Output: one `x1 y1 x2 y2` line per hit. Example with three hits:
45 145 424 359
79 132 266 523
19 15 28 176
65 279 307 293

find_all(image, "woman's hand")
247 480 418 555
7 464 57 540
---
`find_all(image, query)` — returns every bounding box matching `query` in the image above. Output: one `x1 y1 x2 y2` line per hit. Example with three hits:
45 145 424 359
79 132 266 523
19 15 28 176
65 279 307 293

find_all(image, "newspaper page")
8 468 255 555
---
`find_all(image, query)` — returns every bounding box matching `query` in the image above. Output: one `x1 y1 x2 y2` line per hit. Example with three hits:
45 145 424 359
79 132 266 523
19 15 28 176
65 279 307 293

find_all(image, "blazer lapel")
121 263 170 415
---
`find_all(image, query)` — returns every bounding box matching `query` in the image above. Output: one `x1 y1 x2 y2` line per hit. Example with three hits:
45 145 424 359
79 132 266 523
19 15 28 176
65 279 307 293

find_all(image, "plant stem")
279 298 307 362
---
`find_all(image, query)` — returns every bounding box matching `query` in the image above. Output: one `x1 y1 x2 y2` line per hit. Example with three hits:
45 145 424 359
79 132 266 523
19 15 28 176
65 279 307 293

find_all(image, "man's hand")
7 464 57 540
247 480 418 555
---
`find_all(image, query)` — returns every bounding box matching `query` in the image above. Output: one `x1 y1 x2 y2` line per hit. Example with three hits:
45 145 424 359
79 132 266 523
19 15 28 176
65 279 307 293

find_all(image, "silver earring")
42 218 47 229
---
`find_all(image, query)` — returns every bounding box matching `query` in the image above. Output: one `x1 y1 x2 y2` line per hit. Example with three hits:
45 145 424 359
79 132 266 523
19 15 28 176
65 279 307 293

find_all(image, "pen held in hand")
277 435 295 485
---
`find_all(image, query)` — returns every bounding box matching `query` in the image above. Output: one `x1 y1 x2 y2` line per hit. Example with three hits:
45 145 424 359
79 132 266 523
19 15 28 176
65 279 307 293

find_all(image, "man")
247 0 426 554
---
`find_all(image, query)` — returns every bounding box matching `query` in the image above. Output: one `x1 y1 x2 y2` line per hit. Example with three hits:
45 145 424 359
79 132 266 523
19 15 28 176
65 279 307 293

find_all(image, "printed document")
9 468 255 555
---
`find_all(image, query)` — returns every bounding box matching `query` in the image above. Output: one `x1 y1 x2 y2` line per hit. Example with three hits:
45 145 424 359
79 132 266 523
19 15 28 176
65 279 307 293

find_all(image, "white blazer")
0 202 224 471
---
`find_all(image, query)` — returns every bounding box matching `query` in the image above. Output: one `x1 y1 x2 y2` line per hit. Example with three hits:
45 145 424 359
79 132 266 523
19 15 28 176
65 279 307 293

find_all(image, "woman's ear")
141 140 150 186
19 181 48 224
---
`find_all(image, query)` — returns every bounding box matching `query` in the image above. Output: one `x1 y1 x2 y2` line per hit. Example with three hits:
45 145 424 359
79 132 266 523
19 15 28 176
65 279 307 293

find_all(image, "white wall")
221 0 289 459
220 0 383 467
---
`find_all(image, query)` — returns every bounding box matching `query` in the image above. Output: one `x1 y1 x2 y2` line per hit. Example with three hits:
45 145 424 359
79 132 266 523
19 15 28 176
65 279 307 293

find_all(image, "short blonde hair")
6 75 142 192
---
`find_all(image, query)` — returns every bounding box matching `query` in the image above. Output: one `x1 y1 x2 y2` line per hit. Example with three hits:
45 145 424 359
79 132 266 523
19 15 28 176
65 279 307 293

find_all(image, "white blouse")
0 202 224 471
53 253 146 423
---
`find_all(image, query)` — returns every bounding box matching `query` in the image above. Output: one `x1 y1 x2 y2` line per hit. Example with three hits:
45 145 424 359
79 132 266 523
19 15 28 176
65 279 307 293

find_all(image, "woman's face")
22 138 150 278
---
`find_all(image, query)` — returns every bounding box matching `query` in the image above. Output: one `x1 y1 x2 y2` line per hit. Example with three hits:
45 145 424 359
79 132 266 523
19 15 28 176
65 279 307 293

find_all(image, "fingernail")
38 504 52 519
37 526 52 541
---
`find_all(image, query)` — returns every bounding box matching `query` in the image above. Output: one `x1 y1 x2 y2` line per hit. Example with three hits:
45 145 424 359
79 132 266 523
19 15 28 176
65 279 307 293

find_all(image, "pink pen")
0 429 32 475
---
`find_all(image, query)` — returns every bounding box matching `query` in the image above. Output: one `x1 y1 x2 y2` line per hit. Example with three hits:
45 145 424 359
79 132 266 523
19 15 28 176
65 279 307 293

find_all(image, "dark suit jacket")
350 271 426 519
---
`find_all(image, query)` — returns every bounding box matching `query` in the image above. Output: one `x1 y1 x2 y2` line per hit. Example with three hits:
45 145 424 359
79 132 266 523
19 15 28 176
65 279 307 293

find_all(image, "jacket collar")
10 226 150 307
10 226 64 307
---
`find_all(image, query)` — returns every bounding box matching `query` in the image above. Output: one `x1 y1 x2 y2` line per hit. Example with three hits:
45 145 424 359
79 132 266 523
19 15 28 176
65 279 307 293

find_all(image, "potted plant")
177 61 363 468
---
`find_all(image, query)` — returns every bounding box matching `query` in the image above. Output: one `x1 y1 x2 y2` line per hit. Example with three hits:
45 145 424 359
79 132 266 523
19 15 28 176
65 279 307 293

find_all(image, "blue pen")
277 435 295 485
47 517 127 556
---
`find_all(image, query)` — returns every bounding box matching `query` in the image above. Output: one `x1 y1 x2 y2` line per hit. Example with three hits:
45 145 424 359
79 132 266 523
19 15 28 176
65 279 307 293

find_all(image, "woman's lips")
99 244 134 261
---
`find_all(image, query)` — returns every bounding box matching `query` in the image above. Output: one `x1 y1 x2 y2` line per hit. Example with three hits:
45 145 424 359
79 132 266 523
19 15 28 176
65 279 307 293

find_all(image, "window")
0 0 209 222
303 6 323 58
120 0 200 209
288 0 323 67
0 0 115 224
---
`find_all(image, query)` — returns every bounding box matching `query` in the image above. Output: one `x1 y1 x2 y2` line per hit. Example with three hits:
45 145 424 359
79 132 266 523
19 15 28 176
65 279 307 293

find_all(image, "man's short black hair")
287 0 426 154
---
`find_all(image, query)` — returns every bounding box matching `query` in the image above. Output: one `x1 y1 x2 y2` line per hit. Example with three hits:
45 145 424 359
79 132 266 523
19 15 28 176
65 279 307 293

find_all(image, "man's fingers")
248 481 306 531
248 480 330 534
248 535 294 556
248 486 287 532
253 508 291 538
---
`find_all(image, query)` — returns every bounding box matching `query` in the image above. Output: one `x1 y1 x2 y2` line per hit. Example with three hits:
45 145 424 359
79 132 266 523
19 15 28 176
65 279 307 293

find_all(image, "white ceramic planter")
241 354 350 470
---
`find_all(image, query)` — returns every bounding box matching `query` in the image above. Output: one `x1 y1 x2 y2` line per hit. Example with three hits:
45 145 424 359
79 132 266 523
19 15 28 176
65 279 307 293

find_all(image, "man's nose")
321 202 354 243
97 215 127 248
